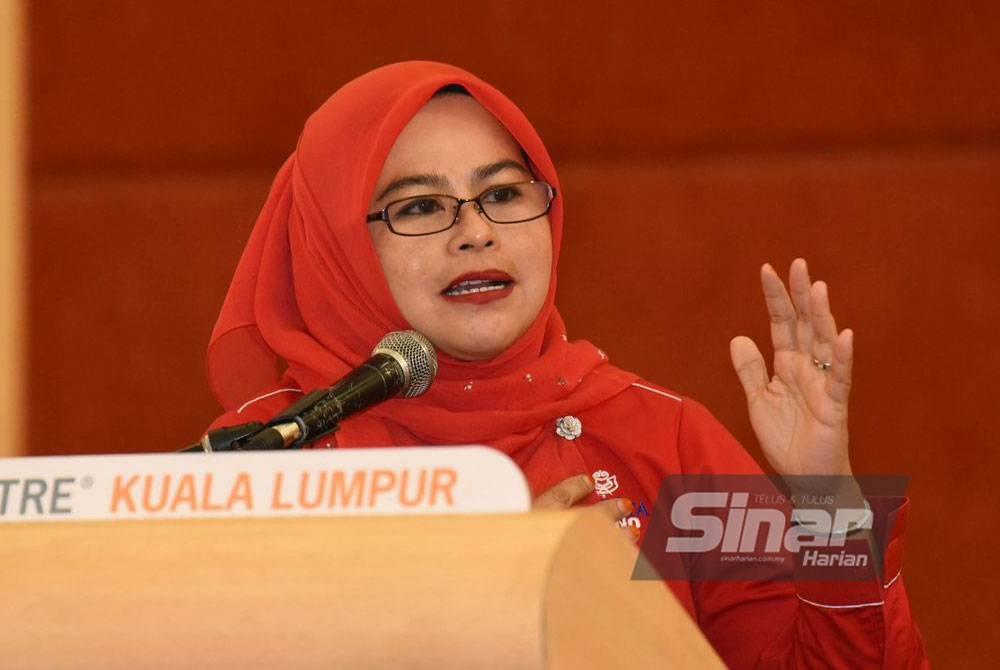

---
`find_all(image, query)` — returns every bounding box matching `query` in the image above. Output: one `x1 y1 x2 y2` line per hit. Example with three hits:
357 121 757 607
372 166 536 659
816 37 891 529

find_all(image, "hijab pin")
555 415 583 441
524 373 534 382
463 382 474 392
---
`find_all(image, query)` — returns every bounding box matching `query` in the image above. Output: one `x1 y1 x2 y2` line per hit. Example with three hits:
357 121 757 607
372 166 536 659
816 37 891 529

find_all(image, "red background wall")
27 2 1000 665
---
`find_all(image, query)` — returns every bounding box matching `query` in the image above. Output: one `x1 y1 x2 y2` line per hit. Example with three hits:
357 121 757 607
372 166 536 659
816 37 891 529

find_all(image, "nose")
448 199 497 252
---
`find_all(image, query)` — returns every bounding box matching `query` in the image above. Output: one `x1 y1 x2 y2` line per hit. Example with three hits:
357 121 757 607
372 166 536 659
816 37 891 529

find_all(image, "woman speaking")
205 61 927 668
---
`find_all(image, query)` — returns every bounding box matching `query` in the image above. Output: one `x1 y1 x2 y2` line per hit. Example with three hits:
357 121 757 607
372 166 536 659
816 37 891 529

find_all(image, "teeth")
444 280 509 296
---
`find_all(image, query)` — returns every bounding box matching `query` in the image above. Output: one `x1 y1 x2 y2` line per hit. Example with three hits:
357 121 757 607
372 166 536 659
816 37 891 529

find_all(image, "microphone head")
372 330 438 398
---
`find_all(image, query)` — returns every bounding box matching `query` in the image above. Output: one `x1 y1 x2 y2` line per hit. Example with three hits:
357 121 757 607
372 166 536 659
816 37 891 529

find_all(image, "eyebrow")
374 174 449 203
375 159 531 203
472 159 531 183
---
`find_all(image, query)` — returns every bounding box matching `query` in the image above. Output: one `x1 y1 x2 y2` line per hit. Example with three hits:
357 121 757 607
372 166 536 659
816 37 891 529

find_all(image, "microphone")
239 330 437 450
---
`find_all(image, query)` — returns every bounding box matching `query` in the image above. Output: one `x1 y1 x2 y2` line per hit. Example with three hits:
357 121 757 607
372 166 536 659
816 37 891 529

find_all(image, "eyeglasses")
366 180 557 237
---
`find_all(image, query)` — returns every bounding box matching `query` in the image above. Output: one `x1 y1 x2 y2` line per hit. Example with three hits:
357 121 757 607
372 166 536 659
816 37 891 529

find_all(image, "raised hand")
729 259 855 479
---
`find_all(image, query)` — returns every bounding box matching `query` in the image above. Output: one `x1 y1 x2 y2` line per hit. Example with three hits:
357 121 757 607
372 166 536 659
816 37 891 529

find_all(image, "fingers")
761 263 798 353
596 498 641 543
532 476 635 534
809 280 839 367
532 474 594 510
788 258 815 355
763 259 843 370
787 260 852 403
730 335 768 398
825 328 854 404
594 497 634 523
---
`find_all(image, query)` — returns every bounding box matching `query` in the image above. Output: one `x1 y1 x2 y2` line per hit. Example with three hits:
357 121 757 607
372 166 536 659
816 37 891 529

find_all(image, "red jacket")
209 377 929 669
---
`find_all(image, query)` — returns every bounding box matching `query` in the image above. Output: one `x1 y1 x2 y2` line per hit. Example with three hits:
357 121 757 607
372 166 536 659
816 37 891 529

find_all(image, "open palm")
730 259 855 478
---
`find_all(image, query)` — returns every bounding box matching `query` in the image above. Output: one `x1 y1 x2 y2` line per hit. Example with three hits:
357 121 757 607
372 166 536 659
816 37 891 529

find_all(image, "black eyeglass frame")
365 180 558 237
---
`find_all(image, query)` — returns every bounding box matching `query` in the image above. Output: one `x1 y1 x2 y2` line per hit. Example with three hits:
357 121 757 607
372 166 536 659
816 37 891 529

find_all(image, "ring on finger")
812 358 832 371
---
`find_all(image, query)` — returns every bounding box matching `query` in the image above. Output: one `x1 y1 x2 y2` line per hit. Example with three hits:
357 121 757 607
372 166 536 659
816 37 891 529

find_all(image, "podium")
1 507 723 668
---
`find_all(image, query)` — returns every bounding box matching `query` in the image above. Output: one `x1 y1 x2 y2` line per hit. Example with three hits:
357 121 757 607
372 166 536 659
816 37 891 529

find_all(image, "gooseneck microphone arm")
181 330 438 452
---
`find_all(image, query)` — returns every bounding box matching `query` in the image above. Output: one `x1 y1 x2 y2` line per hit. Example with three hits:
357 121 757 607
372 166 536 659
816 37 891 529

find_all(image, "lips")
442 270 514 302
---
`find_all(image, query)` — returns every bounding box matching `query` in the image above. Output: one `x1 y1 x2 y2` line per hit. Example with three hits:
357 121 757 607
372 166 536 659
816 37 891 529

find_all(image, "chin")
442 343 509 362
434 332 518 362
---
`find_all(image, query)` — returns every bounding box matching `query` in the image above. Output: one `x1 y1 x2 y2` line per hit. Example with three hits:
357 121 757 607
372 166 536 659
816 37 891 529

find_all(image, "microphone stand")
178 422 267 452
179 389 331 453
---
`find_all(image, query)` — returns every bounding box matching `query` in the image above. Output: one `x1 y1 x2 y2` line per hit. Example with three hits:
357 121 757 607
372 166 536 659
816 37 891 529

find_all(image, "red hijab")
208 61 636 453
